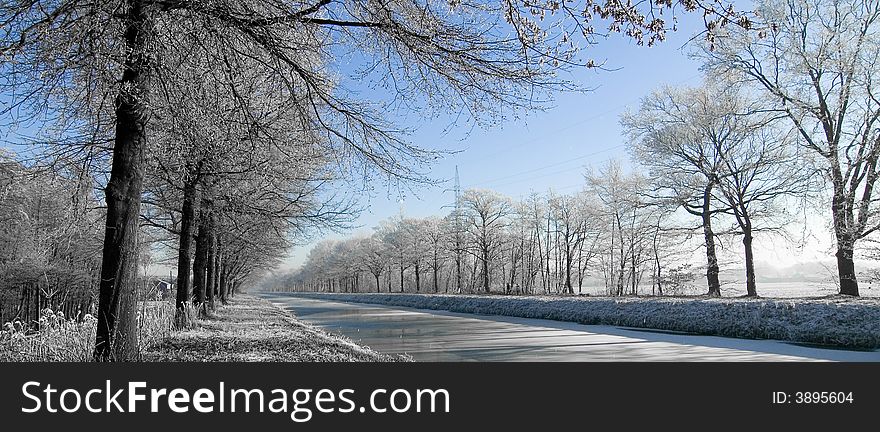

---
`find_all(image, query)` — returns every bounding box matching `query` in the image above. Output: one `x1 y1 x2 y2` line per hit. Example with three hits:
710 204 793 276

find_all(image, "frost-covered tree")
700 0 880 296
422 217 449 293
358 234 390 292
548 192 598 294
586 161 656 296
624 83 741 296
713 117 808 297
460 189 512 293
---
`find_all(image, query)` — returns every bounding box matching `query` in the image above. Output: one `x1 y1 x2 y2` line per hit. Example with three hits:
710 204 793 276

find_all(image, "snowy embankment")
277 292 880 349
143 295 405 362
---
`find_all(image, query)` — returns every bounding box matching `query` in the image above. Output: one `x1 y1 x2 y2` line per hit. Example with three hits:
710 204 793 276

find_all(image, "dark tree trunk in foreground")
702 186 721 297
174 180 198 328
93 0 153 361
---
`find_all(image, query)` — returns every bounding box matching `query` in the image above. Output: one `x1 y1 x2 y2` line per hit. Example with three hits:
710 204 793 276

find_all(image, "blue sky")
280 14 714 270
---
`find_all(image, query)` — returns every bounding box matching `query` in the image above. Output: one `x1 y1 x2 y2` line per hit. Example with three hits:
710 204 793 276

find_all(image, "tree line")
266 161 767 297
270 0 880 299
0 154 102 327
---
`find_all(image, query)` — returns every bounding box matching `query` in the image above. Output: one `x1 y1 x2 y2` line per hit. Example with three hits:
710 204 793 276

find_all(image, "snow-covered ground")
271 292 880 350
265 295 880 361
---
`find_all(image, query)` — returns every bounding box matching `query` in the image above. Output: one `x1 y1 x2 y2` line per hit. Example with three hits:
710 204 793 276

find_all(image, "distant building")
155 279 173 300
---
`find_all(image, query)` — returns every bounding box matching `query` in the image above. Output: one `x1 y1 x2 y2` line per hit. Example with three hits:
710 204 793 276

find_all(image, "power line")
467 143 625 188
470 107 628 164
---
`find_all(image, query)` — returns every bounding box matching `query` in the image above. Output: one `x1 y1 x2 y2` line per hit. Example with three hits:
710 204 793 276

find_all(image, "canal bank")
261 293 880 362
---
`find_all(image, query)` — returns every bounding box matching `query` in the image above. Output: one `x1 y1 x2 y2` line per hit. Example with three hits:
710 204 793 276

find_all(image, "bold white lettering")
150 388 167 412
168 389 190 413
193 389 214 413
128 382 146 411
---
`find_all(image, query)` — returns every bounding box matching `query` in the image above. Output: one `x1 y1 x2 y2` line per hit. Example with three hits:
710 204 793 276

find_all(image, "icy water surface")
260 293 880 362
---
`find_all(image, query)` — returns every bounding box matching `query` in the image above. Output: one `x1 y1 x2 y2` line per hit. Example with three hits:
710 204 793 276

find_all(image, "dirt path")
143 295 404 362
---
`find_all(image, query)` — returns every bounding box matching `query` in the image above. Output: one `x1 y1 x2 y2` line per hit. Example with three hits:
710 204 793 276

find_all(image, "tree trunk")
482 249 490 293
508 258 517 295
414 262 420 292
653 237 662 296
455 253 462 294
192 204 209 317
375 274 381 293
205 216 216 311
219 261 228 305
836 245 859 296
564 250 573 295
743 233 757 297
545 214 551 294
174 180 198 328
830 160 860 296
628 261 634 295
400 265 405 293
433 253 439 293
93 0 153 362
217 236 226 305
702 187 721 297
213 231 221 300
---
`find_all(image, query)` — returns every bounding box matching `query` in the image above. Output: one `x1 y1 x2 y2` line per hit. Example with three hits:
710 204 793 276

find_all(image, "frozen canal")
261 293 880 362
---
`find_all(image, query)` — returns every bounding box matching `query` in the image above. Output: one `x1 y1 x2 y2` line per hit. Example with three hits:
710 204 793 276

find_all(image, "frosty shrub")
0 300 176 361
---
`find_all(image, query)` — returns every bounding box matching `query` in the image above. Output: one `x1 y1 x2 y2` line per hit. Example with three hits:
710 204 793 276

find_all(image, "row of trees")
703 0 880 297
271 0 880 299
268 151 784 297
266 175 687 297
3 0 745 359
